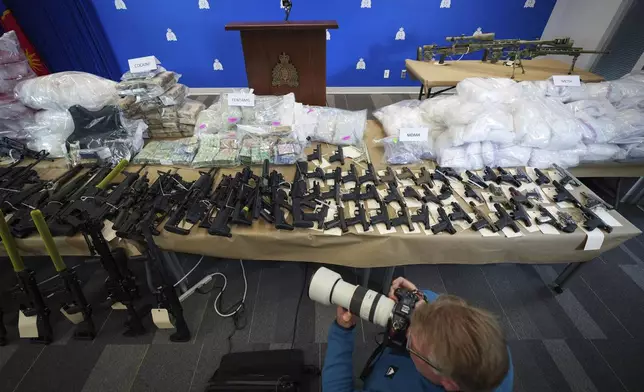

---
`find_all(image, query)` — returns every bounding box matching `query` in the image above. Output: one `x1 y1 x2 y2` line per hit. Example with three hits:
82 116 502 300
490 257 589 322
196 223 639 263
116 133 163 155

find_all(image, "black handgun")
431 207 456 235
448 202 472 224
534 168 551 186
492 203 520 233
496 167 521 187
466 170 488 189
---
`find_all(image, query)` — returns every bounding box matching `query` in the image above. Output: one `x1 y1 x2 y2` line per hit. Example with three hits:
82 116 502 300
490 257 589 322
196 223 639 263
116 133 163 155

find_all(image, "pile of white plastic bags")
373 71 644 169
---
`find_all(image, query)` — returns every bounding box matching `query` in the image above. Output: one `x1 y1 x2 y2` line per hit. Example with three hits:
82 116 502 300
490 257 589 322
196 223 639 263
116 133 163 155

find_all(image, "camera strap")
359 342 386 381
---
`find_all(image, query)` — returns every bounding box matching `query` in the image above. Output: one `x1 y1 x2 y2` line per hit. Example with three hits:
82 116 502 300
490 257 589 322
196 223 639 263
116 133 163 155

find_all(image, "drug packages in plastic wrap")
373 72 644 169
15 71 118 111
0 31 36 95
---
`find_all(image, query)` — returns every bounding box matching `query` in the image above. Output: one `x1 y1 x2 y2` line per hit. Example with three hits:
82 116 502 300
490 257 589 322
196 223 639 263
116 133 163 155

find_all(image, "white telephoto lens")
308 267 395 328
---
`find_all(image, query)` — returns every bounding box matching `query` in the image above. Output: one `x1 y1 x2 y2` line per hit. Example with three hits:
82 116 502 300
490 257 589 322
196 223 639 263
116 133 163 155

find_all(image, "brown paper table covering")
5 126 640 268
405 58 604 88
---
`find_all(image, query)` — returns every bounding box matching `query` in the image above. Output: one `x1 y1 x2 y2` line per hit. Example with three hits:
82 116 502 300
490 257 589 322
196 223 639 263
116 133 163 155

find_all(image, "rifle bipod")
142 228 191 342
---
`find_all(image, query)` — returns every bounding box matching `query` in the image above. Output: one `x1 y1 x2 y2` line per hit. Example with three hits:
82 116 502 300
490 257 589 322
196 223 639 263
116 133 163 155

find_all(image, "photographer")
322 277 513 392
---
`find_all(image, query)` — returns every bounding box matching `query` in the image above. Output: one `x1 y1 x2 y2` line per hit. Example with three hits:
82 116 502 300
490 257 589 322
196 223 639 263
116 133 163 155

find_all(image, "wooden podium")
225 21 338 106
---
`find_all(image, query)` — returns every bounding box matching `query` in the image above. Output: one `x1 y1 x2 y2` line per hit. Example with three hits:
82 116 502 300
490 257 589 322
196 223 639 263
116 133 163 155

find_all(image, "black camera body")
386 288 423 351
359 288 427 381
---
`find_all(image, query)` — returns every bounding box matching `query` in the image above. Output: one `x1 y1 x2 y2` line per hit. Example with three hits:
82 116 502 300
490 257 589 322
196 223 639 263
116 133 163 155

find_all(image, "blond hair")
410 295 509 392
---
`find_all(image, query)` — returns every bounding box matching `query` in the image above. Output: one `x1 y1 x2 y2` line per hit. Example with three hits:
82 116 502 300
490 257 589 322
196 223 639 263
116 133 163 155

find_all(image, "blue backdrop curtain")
2 0 121 80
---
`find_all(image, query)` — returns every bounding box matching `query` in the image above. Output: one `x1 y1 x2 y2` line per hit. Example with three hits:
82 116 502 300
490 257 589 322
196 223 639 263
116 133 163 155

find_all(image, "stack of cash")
132 136 199 166
176 99 206 137
239 137 272 166
117 63 206 139
191 133 242 168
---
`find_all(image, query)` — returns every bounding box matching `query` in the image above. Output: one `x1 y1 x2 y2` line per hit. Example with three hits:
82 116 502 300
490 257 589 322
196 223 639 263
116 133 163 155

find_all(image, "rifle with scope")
417 32 609 77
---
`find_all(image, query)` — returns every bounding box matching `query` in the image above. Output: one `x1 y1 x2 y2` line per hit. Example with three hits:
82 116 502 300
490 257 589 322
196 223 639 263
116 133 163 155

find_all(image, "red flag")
1 9 50 76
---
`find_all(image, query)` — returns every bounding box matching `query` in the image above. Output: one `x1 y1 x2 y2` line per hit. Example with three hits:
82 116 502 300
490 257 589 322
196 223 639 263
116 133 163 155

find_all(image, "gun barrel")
31 210 67 273
96 159 128 190
534 47 609 55
446 33 495 42
0 210 25 272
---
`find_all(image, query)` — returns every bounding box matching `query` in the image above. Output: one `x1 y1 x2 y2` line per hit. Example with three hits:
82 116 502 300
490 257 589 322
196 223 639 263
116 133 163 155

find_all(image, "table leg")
381 267 395 295
361 267 371 288
614 178 623 209
620 177 644 204
418 85 424 100
425 87 432 99
631 181 644 205
428 86 456 98
549 262 583 294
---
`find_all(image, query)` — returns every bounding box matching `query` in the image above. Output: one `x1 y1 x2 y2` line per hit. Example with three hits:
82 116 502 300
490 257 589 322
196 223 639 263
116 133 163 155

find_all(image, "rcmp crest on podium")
272 53 299 87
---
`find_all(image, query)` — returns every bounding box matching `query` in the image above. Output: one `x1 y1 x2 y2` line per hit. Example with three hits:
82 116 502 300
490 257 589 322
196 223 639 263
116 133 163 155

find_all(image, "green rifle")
0 210 52 344
31 209 96 340
417 32 608 78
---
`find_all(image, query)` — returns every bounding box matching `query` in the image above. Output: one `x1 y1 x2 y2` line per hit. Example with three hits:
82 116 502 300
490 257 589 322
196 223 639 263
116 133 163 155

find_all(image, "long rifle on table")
9 165 102 238
0 210 52 344
31 210 96 340
165 168 218 235
50 159 130 236
1 165 84 214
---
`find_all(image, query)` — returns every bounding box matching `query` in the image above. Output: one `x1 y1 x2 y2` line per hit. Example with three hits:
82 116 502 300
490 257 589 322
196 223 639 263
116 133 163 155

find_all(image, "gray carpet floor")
0 94 643 392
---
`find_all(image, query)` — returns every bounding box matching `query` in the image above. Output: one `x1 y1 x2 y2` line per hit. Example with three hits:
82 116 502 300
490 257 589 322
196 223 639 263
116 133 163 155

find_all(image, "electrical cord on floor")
224 302 247 354
173 255 204 288
213 260 247 317
290 264 309 348
196 260 248 353
188 259 248 317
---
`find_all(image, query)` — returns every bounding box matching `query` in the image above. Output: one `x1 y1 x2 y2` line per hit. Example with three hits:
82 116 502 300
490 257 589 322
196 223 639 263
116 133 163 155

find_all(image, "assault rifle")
0 210 52 344
1 164 84 214
31 210 96 340
113 170 177 236
9 166 111 238
83 215 146 337
0 137 49 160
165 168 217 235
61 164 146 234
46 160 129 236
0 157 45 202
209 171 245 237
142 226 190 342
112 170 151 231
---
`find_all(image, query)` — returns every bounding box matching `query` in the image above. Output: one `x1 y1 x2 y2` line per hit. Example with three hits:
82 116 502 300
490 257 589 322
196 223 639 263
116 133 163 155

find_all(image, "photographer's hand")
336 306 356 329
388 277 418 300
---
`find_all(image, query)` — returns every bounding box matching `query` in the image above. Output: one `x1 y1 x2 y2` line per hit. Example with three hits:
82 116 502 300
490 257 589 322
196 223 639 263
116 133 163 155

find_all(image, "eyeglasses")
406 336 442 373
